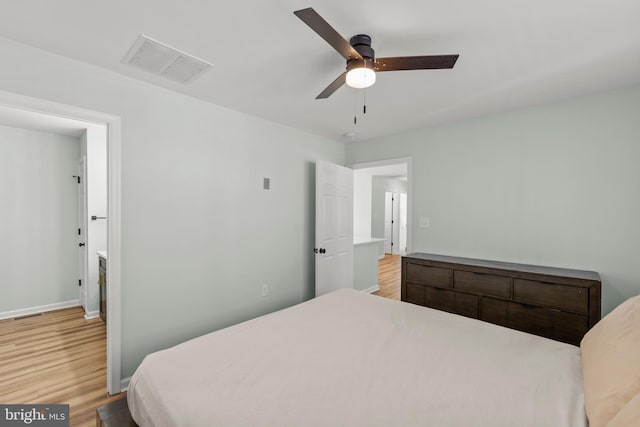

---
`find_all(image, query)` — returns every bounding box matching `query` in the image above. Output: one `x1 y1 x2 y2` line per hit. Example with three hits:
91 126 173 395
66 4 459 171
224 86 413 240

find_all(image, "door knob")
79 243 86 247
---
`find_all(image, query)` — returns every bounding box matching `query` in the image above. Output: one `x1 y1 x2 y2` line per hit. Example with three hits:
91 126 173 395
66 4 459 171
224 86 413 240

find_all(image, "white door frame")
78 156 88 311
349 157 413 255
0 89 123 395
399 192 408 255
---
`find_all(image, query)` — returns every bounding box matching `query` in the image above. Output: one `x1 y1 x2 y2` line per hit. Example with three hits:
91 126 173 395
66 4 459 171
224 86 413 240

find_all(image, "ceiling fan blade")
316 72 347 99
374 55 459 72
294 8 361 61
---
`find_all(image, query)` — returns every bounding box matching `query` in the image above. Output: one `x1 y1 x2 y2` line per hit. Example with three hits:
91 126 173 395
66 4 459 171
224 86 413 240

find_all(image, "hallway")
373 254 401 300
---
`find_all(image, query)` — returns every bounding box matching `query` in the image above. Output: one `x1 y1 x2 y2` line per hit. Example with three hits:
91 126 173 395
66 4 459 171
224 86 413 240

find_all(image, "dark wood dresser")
401 253 601 345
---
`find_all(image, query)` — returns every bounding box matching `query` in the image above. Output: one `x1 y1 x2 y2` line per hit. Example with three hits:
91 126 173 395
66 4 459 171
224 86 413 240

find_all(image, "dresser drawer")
507 303 552 338
424 286 455 313
479 297 508 327
507 302 588 345
549 310 588 345
454 271 511 299
454 293 478 318
406 264 452 288
404 283 425 306
513 279 588 314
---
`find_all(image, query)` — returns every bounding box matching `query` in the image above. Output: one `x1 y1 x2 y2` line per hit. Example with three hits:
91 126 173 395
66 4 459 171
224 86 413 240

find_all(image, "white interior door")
399 193 408 255
384 192 401 254
315 161 353 297
384 192 392 253
77 157 88 311
391 194 399 254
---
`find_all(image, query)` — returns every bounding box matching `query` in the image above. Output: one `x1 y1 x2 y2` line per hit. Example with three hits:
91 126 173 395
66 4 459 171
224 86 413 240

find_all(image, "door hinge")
78 279 82 287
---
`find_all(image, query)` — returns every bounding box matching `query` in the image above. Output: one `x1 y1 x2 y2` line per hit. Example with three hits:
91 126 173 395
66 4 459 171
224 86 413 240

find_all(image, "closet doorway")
0 90 122 395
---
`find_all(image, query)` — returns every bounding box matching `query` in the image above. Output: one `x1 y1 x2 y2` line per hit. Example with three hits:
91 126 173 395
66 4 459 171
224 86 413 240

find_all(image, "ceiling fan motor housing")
349 34 375 59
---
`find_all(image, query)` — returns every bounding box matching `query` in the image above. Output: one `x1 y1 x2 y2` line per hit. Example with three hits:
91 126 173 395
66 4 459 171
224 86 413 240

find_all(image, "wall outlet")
419 217 430 228
261 283 269 297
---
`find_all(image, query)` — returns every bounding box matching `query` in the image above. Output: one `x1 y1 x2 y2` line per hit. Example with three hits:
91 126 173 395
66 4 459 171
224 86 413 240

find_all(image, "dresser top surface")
404 252 601 282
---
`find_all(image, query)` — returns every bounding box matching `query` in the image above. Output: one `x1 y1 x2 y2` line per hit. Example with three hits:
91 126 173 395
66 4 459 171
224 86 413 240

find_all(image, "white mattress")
128 289 586 427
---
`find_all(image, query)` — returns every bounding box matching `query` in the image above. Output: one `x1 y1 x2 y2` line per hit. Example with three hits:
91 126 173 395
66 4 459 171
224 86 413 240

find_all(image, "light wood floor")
0 307 125 427
373 254 401 300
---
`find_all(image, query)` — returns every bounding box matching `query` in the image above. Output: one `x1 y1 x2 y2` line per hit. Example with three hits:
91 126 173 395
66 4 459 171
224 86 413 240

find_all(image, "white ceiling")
1 0 639 142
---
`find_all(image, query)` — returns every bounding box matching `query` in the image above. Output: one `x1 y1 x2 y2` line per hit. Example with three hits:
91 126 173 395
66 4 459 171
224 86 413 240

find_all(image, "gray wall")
353 243 379 291
348 84 640 315
0 36 344 379
0 124 80 313
353 172 372 238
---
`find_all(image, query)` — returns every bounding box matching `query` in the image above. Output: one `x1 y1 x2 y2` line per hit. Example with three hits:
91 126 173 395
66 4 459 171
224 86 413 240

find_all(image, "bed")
125 287 640 427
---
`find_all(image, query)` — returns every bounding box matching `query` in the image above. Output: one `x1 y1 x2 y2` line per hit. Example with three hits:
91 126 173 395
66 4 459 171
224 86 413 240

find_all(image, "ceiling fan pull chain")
353 88 358 125
363 72 367 115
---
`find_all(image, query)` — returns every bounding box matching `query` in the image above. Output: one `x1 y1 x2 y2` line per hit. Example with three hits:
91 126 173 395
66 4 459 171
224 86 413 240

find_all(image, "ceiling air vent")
122 34 213 84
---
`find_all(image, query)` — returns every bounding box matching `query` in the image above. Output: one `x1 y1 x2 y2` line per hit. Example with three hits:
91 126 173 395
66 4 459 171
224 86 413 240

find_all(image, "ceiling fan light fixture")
293 8 458 98
346 67 376 89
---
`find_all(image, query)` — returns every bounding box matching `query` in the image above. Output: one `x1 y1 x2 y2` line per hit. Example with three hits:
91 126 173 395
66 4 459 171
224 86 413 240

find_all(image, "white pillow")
607 393 640 427
581 295 640 427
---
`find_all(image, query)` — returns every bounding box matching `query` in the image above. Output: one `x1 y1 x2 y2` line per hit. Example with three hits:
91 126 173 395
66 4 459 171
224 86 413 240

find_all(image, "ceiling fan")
294 7 459 99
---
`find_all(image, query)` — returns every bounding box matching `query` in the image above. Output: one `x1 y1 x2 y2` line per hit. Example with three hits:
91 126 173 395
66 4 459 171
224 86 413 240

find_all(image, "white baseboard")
0 299 80 321
361 285 380 294
378 254 385 260
120 376 131 393
84 311 100 320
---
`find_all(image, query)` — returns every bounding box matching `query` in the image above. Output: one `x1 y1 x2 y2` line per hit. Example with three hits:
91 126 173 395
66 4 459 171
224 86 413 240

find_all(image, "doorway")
0 90 122 394
350 157 411 300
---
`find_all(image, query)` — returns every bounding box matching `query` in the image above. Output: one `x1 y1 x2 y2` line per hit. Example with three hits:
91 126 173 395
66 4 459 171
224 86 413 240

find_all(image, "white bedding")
128 289 586 427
